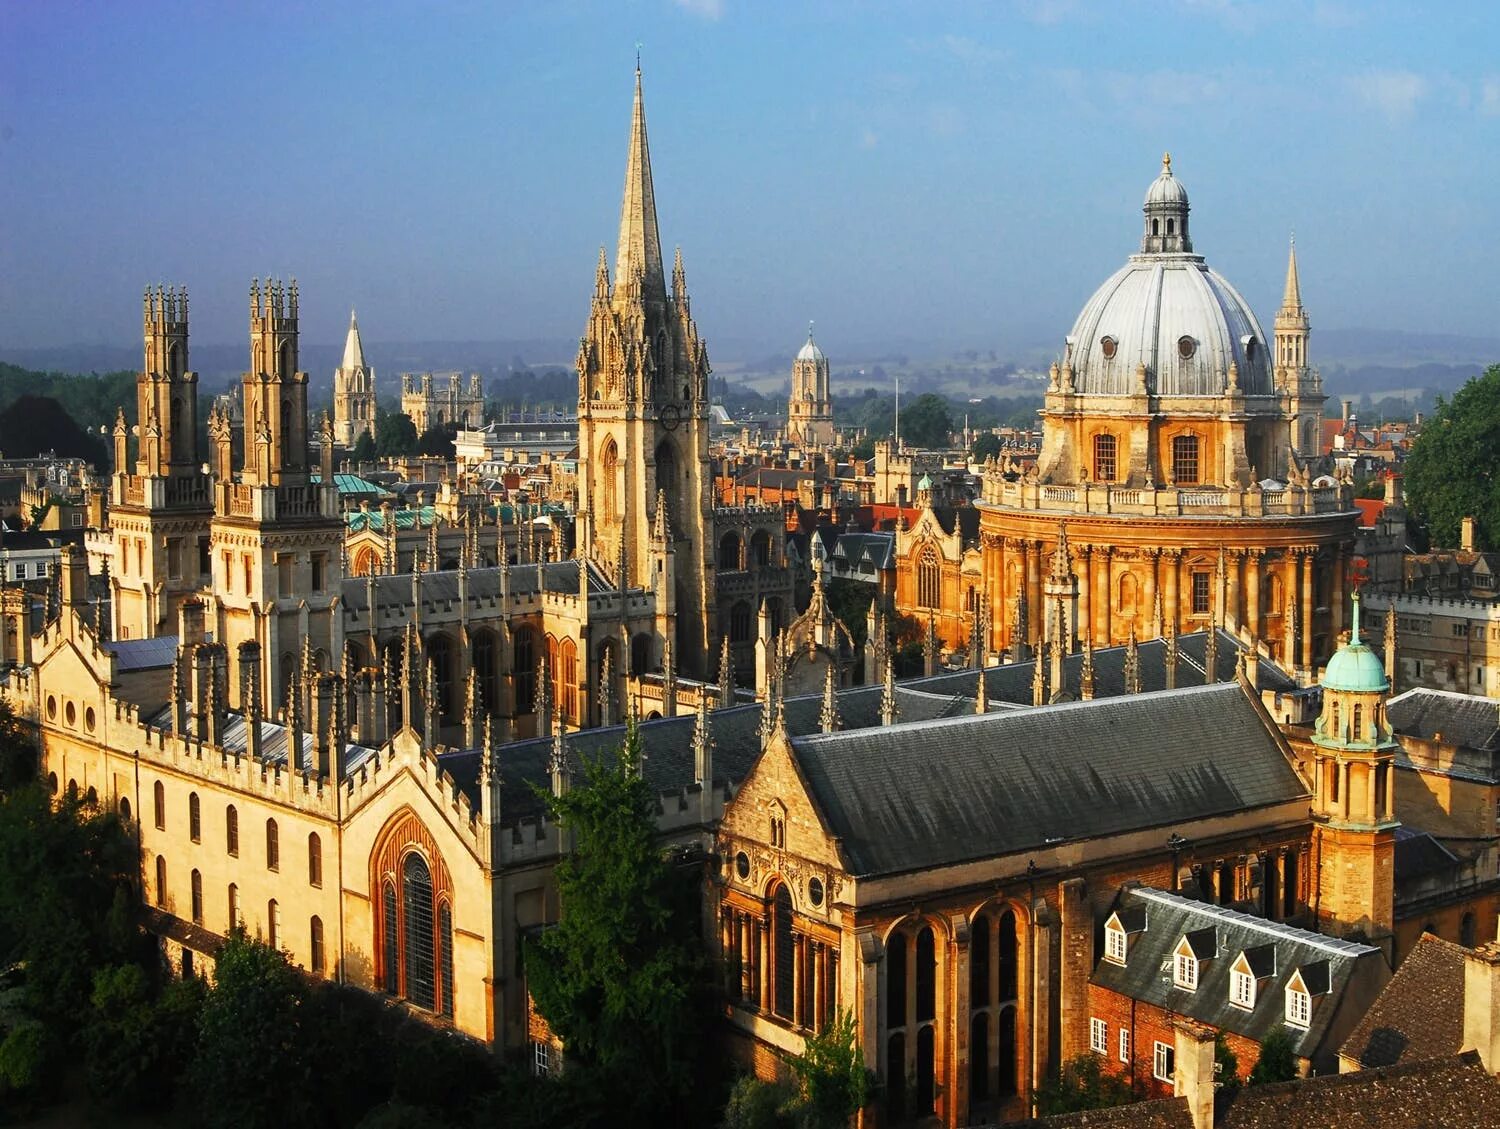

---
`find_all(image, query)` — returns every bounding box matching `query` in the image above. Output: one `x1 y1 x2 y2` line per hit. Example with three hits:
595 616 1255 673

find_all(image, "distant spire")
340 309 367 372
614 65 665 307
1281 235 1304 313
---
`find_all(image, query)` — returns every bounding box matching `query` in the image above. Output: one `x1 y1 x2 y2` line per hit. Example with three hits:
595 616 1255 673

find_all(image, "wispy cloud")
1482 77 1500 117
932 34 1009 67
1017 0 1080 25
674 0 724 20
1052 67 1230 113
1347 70 1427 121
859 127 879 150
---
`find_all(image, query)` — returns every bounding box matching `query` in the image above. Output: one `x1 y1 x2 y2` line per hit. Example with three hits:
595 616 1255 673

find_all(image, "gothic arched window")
772 885 795 1020
472 630 499 711
600 438 619 527
917 547 941 610
402 853 436 1011
558 638 578 724
730 601 752 644
514 628 536 713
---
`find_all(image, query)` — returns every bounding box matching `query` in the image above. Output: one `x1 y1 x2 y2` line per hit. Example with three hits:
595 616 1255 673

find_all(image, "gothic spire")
1281 235 1304 314
340 309 366 371
614 65 666 307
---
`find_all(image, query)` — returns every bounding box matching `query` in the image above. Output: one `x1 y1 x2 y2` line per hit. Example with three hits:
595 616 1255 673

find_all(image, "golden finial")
1162 151 1172 174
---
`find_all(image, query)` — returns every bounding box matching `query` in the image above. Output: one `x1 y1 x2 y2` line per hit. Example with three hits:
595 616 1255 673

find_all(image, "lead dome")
1063 154 1273 399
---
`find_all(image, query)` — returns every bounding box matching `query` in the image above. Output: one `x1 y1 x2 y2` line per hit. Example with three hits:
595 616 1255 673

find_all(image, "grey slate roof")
830 531 894 571
340 559 615 615
1393 826 1460 882
787 683 1308 878
1387 687 1500 752
1091 887 1385 1069
145 704 378 778
1340 933 1468 1069
107 635 180 672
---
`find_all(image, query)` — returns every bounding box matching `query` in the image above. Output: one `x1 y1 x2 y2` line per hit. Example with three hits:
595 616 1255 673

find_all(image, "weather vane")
636 41 642 71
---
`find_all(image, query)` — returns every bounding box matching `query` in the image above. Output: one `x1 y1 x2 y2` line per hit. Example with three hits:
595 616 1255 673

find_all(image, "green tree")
897 393 954 449
721 1074 797 1129
189 930 310 1128
416 424 454 456
1033 1053 1134 1116
1403 363 1500 549
971 433 1002 462
825 579 873 647
526 722 707 1125
1248 1028 1297 1086
0 699 37 792
350 430 377 464
789 1010 870 1129
1215 1032 1241 1103
84 963 204 1112
375 410 419 456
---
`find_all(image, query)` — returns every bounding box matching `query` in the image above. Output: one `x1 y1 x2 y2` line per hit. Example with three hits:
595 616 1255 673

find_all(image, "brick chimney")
1463 941 1500 1073
1173 1018 1216 1129
1461 516 1478 552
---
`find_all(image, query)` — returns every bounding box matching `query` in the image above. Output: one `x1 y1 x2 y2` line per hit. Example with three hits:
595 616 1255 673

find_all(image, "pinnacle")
614 64 666 309
1281 236 1303 312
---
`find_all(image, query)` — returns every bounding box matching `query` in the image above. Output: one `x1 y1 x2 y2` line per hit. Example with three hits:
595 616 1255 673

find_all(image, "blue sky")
2 1 1496 360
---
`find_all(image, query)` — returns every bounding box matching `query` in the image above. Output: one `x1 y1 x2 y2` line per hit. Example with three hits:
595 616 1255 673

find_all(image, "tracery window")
266 818 280 872
191 869 203 925
730 601 753 644
311 916 325 974
514 628 537 714
373 814 457 1019
153 780 165 830
886 919 942 1119
917 547 941 611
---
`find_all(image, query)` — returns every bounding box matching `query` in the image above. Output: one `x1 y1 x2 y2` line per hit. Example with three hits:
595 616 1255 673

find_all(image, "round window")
735 851 751 881
46 695 57 720
808 878 824 907
1100 335 1118 360
85 707 97 733
65 701 77 727
1178 335 1197 360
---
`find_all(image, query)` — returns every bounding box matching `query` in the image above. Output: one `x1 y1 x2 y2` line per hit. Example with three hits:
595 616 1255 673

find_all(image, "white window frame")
1105 924 1128 964
1286 987 1311 1028
1119 1028 1131 1063
1090 1017 1108 1055
532 1039 552 1078
1153 1041 1174 1083
1174 952 1198 990
1230 969 1257 1009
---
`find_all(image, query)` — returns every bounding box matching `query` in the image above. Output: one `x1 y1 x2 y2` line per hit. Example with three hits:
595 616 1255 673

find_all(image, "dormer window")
1285 962 1327 1029
1105 923 1128 964
1286 986 1311 1027
1173 928 1216 990
1103 906 1146 966
1230 968 1256 1008
1174 951 1198 990
1230 945 1275 1010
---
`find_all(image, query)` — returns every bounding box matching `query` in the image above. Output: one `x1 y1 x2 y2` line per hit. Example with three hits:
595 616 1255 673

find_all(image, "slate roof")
1393 826 1460 883
1217 1051 1500 1128
830 531 894 571
787 682 1308 878
1091 887 1385 1066
1387 687 1500 752
340 559 615 614
1340 933 1468 1069
144 703 379 778
107 635 180 672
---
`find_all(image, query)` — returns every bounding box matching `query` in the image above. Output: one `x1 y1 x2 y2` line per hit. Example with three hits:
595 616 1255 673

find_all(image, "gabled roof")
1393 826 1460 882
1340 933 1468 1069
1092 887 1385 1063
786 683 1307 878
1387 687 1500 752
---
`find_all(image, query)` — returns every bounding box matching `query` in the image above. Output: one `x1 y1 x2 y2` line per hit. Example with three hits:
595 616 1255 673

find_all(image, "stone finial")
975 664 988 715
692 692 714 788
880 655 899 726
1123 627 1142 695
819 663 842 733
718 634 736 708
1204 626 1219 685
1080 638 1096 701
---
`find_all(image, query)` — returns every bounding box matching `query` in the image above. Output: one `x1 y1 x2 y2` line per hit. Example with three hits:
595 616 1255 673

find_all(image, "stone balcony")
979 474 1355 520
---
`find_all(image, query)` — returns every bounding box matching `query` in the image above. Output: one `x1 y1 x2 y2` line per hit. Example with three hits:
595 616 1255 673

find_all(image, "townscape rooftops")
1340 932 1468 1069
1091 887 1383 1062
340 559 619 613
1387 686 1500 752
788 682 1307 878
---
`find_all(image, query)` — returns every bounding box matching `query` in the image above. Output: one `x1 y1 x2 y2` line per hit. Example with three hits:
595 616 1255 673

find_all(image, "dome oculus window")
735 851 751 880
1100 335 1118 360
1177 335 1197 360
808 878 824 908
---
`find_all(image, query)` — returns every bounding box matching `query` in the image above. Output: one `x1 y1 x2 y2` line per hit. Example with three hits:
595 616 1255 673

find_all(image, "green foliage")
789 1010 870 1129
1215 1032 1241 1102
350 430 378 463
850 439 875 462
1033 1053 1134 1116
1248 1028 1297 1086
527 722 708 1125
971 432 1003 462
0 1017 49 1094
0 698 38 792
825 579 873 647
84 963 204 1112
0 393 109 467
0 362 136 435
1354 476 1387 499
1404 363 1500 549
375 410 419 456
896 393 955 449
721 1074 798 1129
417 424 455 456
188 930 310 1128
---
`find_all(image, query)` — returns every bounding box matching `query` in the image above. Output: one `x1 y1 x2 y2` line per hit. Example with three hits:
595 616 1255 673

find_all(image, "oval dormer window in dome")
1100 335 1118 360
1178 335 1197 360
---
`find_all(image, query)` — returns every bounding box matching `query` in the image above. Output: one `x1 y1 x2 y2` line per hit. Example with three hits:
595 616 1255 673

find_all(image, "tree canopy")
896 392 954 449
1403 363 1500 550
971 432 1003 462
1033 1053 1134 1116
0 394 109 467
375 410 419 456
1248 1028 1297 1086
526 722 709 1125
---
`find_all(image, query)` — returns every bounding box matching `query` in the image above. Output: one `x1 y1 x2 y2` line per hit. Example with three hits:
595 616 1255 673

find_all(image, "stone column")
1025 541 1042 649
1226 551 1243 634
1143 550 1158 636
792 933 805 1027
739 914 753 1000
758 920 771 1011
1163 551 1181 638
1283 551 1300 667
1339 762 1351 822
1301 550 1315 673
1246 550 1263 643
1094 548 1112 646
1077 546 1092 648
810 942 824 1030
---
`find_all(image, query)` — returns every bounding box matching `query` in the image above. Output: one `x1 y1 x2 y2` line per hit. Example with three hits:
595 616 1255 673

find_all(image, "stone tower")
1310 590 1398 947
787 324 834 447
333 310 376 446
1274 237 1324 465
210 279 344 710
110 285 214 640
575 67 716 676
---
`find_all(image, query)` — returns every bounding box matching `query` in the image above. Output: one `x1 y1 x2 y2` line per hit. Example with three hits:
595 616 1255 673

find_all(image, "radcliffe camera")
2 5 1499 1129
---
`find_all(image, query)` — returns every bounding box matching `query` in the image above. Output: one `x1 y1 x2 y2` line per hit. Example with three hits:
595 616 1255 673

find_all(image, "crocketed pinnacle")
614 66 666 308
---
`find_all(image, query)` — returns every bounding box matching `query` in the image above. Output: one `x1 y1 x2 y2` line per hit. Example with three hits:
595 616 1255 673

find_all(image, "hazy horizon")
3 2 1498 362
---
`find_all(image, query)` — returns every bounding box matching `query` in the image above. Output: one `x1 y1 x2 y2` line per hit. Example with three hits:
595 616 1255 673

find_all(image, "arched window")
47 772 57 795
751 530 772 568
189 792 201 843
227 883 240 928
382 881 399 994
1171 434 1200 485
226 804 239 857
917 547 941 610
599 438 619 526
558 638 578 724
402 853 437 1011
1093 433 1118 483
268 899 280 949
719 532 743 571
427 634 454 720
266 818 279 872
773 885 795 1020
308 832 323 888
915 926 936 1022
514 628 537 713
472 630 499 710
631 633 653 677
85 785 97 807
119 797 131 822
730 601 753 644
886 921 940 1117
191 869 203 925
155 855 167 907
439 904 455 1018
311 916 325 974
153 780 165 830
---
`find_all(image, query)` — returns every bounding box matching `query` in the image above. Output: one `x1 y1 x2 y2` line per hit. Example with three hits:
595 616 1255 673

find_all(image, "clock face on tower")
658 403 682 431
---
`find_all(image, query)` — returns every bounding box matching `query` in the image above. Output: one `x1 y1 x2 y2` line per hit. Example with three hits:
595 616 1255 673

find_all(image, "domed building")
787 324 835 448
963 155 1357 679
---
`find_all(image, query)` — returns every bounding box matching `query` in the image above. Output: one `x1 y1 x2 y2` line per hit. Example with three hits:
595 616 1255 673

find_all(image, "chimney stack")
1462 516 1478 553
1462 941 1500 1074
1173 1019 1217 1129
60 544 89 611
178 598 206 647
1341 397 1353 424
